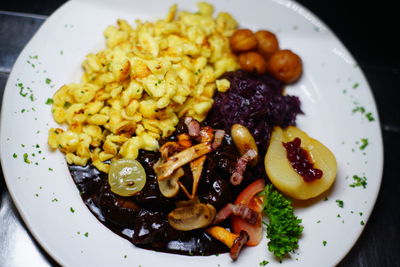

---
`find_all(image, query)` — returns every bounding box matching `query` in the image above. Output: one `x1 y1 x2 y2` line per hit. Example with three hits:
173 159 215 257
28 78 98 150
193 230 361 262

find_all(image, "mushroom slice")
206 226 237 248
158 167 184 198
175 196 200 207
177 155 206 199
190 155 206 198
178 181 192 199
155 142 212 181
207 203 216 222
168 203 216 231
230 230 250 261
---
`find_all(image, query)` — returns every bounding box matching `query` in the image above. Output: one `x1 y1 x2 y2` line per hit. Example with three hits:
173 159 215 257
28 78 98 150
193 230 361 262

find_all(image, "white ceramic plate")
0 0 383 266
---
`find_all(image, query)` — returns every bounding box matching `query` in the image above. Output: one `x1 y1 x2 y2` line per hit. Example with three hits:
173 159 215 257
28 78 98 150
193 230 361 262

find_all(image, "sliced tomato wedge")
231 179 265 246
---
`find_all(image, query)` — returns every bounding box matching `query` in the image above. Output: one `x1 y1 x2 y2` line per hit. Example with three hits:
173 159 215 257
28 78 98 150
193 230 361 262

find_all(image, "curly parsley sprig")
261 185 303 259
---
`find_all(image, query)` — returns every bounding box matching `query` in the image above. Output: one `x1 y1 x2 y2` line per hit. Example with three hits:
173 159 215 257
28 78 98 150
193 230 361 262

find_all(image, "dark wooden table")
1 1 399 266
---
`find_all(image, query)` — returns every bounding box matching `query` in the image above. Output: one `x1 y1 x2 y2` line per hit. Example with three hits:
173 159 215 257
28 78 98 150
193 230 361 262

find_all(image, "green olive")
108 158 146 197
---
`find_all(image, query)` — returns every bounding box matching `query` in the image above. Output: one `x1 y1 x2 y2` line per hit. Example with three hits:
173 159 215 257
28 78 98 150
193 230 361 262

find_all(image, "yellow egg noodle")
48 2 238 173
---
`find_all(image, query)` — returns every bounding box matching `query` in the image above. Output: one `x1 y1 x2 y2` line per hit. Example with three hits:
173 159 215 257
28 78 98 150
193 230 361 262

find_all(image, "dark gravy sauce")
68 131 263 256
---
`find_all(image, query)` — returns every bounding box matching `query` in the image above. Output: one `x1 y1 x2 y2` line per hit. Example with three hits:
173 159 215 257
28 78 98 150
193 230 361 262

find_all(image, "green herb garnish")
23 153 30 164
336 200 344 208
365 112 375 121
18 86 28 97
45 98 54 105
352 106 365 114
359 138 369 150
349 175 367 188
261 185 303 259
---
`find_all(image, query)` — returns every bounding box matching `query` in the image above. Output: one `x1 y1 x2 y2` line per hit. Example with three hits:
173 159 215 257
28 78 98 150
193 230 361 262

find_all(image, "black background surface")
1 0 399 266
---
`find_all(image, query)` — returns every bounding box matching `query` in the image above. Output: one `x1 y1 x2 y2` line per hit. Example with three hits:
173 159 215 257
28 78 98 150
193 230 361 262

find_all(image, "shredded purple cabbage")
206 70 303 155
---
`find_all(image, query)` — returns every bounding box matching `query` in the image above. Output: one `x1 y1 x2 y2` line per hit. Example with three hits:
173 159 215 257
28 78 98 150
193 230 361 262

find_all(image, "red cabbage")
206 70 303 155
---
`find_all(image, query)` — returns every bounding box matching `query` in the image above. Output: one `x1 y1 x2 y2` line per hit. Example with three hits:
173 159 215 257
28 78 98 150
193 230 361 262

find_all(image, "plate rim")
0 0 384 266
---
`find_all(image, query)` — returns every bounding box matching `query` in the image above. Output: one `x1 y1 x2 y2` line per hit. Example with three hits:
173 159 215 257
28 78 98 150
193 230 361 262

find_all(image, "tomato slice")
232 179 265 246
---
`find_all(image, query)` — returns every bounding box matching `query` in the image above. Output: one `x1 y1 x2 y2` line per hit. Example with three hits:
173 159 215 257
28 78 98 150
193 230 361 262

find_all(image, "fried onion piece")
178 140 192 148
177 133 192 148
159 141 183 159
199 126 214 143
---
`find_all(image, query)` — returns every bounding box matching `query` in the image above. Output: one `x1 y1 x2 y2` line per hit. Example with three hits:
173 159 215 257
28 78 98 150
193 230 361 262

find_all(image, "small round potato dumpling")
265 126 337 200
255 30 279 59
238 51 268 75
268 49 302 83
230 29 258 53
